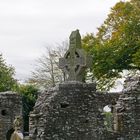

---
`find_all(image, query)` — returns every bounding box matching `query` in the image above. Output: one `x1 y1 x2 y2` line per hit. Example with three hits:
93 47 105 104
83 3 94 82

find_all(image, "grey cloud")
0 0 121 82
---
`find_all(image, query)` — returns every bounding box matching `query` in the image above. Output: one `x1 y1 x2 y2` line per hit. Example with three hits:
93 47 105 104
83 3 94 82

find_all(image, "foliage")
104 112 113 131
16 84 38 132
29 41 68 88
0 54 17 92
82 0 140 90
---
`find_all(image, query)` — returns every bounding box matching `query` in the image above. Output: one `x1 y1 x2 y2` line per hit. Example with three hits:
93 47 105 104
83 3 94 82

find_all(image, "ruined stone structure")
114 76 140 139
29 78 140 140
0 91 22 140
29 30 140 140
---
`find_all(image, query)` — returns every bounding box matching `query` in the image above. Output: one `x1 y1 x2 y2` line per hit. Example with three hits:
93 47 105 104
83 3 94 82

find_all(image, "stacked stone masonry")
0 91 22 140
29 77 140 140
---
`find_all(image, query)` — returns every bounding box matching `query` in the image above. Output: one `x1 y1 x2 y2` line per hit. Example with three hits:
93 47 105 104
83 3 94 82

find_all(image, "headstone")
59 29 92 81
10 116 23 140
13 116 22 131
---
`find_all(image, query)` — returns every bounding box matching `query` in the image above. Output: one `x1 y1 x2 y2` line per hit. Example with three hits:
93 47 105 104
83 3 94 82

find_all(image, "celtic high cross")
59 30 91 82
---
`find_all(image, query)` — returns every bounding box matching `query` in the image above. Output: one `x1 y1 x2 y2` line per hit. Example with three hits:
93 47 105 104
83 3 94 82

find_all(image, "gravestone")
59 29 91 81
10 116 23 140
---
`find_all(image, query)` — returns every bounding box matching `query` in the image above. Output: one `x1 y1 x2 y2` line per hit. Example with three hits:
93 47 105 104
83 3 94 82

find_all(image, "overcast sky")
0 0 121 82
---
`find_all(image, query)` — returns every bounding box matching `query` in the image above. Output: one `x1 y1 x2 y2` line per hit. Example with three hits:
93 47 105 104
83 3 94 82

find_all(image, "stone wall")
0 91 22 140
113 76 140 139
29 77 140 140
29 82 120 140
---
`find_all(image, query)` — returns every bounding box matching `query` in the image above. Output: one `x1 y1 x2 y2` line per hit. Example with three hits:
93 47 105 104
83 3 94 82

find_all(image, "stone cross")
59 29 92 81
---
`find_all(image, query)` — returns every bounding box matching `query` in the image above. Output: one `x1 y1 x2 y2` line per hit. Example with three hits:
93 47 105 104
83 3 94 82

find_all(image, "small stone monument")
59 29 91 81
13 116 23 131
10 116 23 140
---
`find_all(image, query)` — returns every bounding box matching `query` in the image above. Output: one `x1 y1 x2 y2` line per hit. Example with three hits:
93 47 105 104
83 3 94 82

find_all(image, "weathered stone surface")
123 76 140 93
29 82 120 140
0 91 22 140
114 76 140 139
59 30 92 82
29 76 140 140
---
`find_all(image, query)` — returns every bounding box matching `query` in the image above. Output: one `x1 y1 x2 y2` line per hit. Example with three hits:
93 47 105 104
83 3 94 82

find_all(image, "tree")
29 41 68 88
82 0 140 90
0 54 17 92
16 84 38 132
